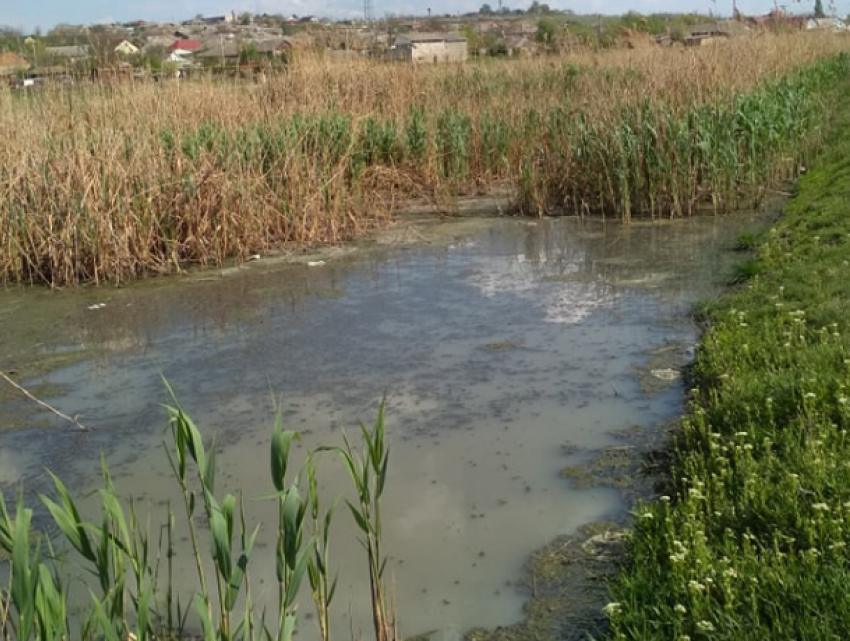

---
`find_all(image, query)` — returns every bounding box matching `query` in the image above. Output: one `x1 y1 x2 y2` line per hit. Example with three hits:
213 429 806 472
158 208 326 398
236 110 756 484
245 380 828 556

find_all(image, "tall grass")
605 72 850 639
0 395 393 641
0 33 848 285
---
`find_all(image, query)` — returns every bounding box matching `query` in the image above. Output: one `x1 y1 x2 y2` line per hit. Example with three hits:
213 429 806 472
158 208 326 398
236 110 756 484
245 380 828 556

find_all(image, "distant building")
196 37 293 65
748 11 806 31
169 39 203 53
114 40 140 55
0 51 29 76
807 17 847 31
165 51 193 68
683 20 748 46
389 33 468 63
44 45 90 60
184 13 237 26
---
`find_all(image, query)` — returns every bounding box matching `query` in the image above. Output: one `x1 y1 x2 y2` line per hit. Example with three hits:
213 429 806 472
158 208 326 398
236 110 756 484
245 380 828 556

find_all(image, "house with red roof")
169 39 203 54
0 51 30 76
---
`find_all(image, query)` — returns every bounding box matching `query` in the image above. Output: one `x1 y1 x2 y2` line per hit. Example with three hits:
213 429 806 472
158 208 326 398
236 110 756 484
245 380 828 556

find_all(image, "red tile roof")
0 51 29 73
169 39 202 51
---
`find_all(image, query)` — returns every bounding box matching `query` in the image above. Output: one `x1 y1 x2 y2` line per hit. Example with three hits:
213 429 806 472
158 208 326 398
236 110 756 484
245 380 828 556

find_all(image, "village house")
505 20 537 36
169 39 203 55
183 13 237 26
0 51 29 76
114 40 140 55
389 33 468 63
807 16 847 31
683 20 748 46
255 37 295 55
196 37 293 65
165 51 193 68
44 45 91 61
747 11 806 31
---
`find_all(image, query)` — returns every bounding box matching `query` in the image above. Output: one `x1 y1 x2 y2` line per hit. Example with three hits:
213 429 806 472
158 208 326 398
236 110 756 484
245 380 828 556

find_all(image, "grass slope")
605 70 850 640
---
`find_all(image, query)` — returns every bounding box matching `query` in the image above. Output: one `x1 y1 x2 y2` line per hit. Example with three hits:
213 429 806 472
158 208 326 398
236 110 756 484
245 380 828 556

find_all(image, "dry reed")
0 32 846 286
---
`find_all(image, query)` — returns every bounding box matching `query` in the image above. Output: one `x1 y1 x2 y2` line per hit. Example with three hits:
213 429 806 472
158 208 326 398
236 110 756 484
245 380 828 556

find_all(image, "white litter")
650 368 680 381
307 261 326 267
87 303 107 310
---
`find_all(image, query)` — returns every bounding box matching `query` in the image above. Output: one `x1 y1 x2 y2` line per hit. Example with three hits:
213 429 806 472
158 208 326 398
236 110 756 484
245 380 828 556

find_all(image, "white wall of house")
408 40 467 63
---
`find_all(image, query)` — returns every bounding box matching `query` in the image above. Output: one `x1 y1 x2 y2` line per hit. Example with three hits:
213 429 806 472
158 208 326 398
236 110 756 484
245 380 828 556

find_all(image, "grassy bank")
1 33 848 286
605 66 850 639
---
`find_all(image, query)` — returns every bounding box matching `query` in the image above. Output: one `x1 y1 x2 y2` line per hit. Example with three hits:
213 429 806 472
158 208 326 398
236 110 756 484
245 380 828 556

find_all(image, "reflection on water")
0 215 765 638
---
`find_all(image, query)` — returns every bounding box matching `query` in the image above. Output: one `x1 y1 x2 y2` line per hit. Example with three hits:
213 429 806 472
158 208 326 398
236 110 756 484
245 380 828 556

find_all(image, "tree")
0 25 24 52
480 3 494 14
814 0 825 18
239 42 260 64
535 16 558 45
140 45 166 71
239 12 253 25
460 24 482 53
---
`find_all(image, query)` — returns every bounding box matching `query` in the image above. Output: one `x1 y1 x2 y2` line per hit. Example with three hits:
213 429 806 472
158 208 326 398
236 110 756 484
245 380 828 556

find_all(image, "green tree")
239 42 260 64
480 3 494 14
239 12 253 25
814 0 825 18
0 25 24 52
535 16 558 45
140 46 165 71
460 24 482 53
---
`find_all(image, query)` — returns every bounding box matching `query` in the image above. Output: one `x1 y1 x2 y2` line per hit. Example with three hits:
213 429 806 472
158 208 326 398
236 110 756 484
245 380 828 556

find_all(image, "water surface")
0 214 766 638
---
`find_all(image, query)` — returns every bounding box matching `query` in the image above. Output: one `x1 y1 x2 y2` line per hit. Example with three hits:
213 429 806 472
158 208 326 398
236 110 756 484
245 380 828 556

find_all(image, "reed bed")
0 32 848 286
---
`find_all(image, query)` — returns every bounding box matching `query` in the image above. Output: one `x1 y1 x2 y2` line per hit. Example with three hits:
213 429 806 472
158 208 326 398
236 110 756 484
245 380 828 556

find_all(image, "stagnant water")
0 214 767 638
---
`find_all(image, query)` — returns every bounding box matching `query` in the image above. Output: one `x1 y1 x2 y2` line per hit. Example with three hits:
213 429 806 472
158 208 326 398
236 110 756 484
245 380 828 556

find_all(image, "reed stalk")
0 33 847 285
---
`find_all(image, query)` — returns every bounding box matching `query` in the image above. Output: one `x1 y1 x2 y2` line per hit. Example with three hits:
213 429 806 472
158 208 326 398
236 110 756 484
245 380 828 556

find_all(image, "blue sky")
1 0 830 32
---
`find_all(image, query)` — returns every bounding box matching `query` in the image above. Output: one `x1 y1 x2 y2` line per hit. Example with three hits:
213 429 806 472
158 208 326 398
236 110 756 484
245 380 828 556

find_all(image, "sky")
0 0 830 33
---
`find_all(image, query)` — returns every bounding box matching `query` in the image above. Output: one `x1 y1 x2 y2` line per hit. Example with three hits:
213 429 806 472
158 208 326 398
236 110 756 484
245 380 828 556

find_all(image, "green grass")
605 69 850 640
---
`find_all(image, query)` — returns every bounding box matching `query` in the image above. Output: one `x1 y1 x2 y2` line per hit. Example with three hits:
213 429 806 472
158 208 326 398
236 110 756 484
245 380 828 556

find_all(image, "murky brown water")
0 214 767 639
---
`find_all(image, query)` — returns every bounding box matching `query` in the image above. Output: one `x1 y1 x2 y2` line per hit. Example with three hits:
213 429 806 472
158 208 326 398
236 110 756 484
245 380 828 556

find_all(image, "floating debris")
87 303 106 310
650 368 680 381
307 260 326 267
483 341 517 352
